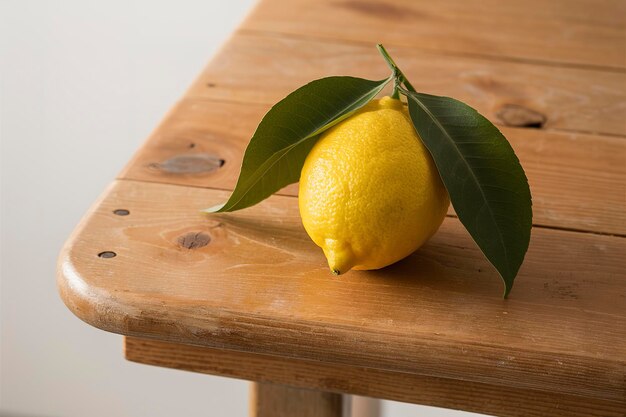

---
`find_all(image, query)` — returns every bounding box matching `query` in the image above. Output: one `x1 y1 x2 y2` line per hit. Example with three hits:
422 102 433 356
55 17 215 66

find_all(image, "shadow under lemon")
207 208 502 324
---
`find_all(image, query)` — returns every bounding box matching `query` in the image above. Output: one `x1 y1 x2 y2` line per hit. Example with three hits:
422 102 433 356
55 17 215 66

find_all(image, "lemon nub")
323 239 355 275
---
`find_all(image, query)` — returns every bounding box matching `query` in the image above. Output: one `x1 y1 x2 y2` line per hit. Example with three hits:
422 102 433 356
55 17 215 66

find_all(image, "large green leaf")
406 91 532 297
204 76 391 213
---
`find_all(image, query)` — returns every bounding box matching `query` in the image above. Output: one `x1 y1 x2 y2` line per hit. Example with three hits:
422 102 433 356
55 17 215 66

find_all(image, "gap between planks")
115 177 626 239
239 28 626 75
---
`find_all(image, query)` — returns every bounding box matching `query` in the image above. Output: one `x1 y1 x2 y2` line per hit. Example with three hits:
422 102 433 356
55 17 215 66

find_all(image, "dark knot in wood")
496 104 546 128
178 232 211 249
153 153 225 174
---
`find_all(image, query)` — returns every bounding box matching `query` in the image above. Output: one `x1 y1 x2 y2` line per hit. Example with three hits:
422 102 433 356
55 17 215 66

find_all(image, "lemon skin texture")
298 97 450 274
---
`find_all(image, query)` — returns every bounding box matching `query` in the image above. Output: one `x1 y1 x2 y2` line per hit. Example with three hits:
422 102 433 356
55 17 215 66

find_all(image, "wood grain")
58 180 626 403
241 0 626 70
120 99 626 236
186 32 626 137
125 337 626 417
249 383 343 417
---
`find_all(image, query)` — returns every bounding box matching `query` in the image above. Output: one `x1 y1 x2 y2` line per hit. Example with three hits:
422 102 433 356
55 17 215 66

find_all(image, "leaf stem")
376 44 417 93
396 85 411 96
391 82 400 99
400 75 417 93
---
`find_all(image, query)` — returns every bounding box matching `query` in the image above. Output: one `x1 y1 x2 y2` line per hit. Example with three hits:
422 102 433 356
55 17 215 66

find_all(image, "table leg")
352 396 381 417
250 382 344 417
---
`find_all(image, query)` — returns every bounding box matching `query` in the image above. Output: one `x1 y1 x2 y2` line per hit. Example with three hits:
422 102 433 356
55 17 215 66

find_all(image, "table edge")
56 187 626 403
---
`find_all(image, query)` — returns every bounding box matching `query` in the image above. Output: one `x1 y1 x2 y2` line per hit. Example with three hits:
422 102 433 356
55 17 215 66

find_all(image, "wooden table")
57 1 626 416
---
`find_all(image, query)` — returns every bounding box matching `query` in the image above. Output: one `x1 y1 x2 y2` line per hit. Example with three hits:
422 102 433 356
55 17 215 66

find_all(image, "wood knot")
152 153 225 174
496 104 546 128
177 232 211 249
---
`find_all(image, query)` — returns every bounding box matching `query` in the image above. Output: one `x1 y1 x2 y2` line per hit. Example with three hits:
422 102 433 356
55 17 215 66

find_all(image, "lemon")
299 96 449 274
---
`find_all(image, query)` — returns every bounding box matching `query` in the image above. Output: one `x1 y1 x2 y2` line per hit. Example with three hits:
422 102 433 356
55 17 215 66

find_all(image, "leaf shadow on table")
354 233 504 300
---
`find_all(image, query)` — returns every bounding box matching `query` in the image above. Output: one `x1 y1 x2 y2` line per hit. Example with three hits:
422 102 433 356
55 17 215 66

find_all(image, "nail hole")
206 82 216 88
113 209 130 216
218 159 225 167
188 142 196 149
98 251 117 258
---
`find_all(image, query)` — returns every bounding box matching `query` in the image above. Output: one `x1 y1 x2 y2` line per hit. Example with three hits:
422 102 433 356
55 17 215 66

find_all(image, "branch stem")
376 44 417 93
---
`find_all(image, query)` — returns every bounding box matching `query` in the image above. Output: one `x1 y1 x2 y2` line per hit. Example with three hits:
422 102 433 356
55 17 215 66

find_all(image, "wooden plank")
186 32 626 137
120 99 626 236
249 383 343 417
124 336 626 417
58 180 626 402
241 0 626 70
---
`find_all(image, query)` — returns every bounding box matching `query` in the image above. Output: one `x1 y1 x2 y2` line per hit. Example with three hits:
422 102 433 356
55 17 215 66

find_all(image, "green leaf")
406 91 532 297
204 75 391 213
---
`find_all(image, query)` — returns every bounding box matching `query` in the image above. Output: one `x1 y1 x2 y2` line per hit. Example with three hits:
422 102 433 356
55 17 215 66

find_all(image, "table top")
58 0 626 412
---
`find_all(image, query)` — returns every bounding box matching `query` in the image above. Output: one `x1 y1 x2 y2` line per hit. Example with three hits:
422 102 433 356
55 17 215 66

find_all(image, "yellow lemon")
299 96 449 274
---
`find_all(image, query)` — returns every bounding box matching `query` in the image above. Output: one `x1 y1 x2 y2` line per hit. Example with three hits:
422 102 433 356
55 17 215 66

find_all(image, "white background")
0 1 482 416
